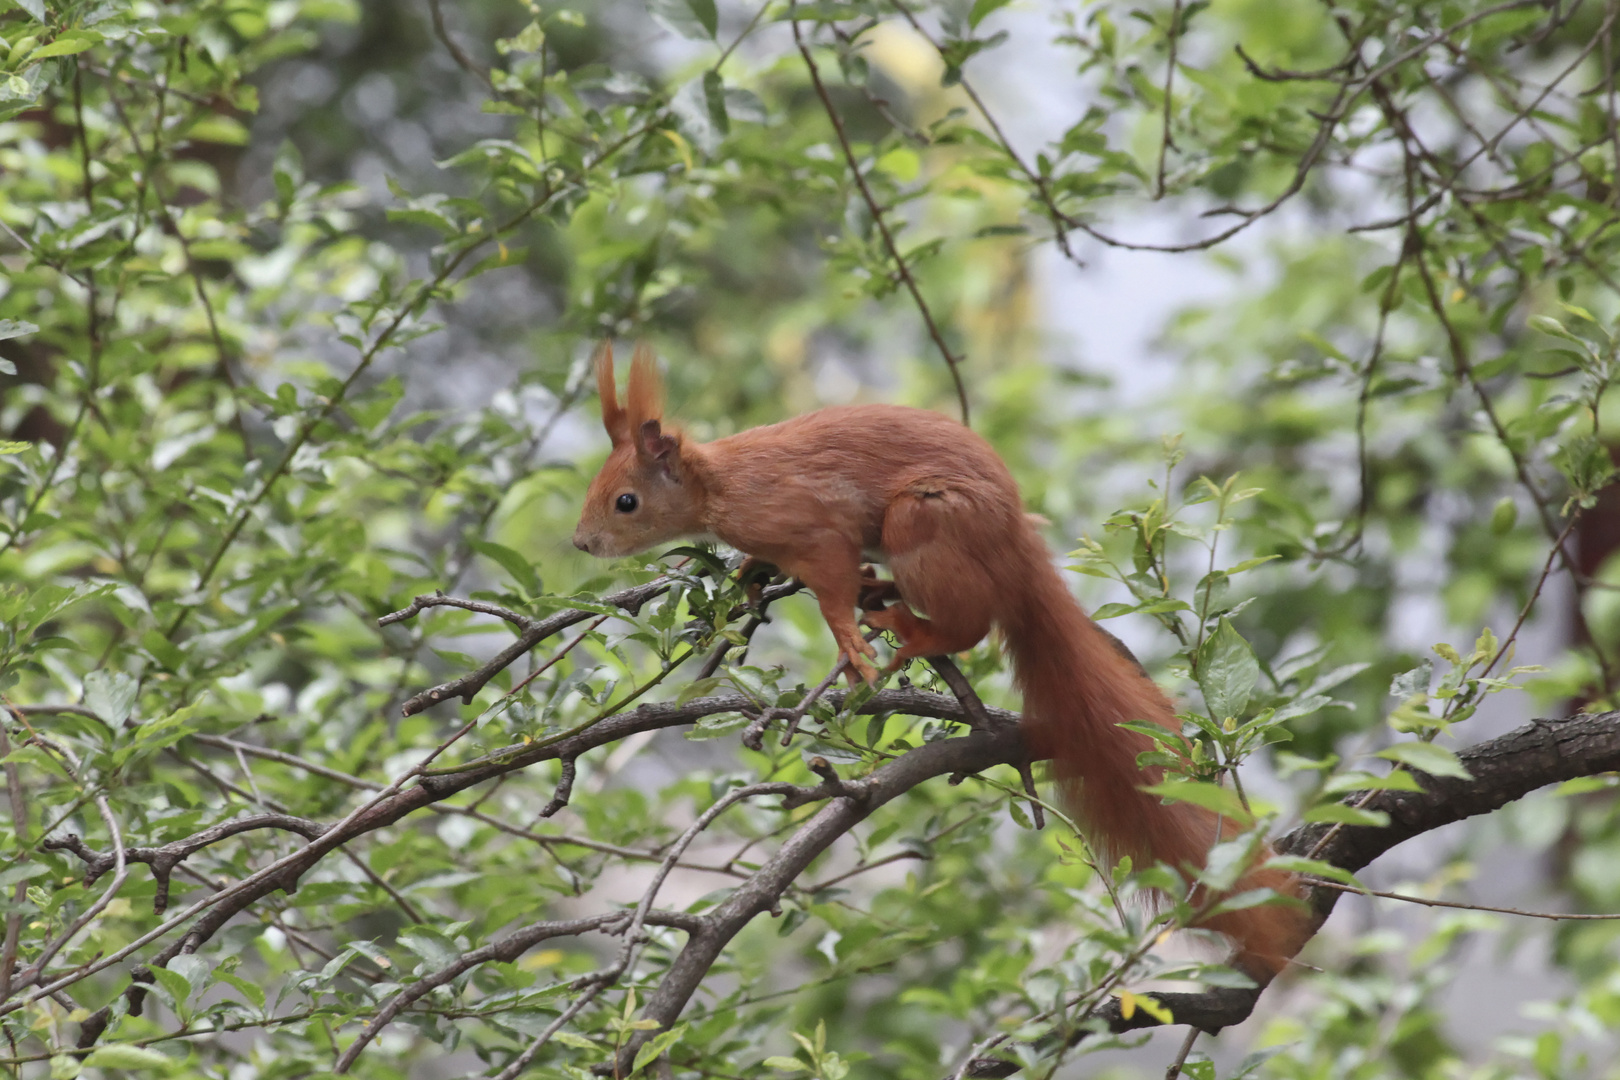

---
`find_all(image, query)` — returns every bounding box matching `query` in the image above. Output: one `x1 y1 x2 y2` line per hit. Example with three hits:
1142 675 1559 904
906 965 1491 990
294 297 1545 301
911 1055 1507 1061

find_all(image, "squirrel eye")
615 493 639 513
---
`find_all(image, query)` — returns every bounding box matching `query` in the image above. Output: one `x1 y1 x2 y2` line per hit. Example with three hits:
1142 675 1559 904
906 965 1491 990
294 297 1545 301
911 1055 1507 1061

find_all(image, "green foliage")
3 0 1620 1077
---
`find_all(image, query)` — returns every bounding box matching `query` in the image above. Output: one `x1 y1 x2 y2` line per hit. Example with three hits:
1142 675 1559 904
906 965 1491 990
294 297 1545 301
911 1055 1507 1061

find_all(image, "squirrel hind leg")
871 489 996 664
863 603 984 666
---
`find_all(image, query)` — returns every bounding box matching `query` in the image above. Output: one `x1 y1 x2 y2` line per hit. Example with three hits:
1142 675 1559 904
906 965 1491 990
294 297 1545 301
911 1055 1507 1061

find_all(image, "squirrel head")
572 343 704 558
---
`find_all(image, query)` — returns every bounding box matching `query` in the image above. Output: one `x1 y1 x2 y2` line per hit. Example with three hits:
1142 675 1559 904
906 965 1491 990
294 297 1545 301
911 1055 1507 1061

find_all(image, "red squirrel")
572 344 1312 979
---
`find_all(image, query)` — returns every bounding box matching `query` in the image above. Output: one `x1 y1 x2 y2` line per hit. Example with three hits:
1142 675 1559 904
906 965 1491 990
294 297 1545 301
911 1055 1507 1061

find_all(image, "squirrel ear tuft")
638 419 679 465
596 342 630 445
627 342 665 431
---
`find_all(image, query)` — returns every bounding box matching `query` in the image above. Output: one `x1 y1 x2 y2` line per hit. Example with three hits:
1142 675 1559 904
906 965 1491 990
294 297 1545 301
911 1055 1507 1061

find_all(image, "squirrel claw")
844 653 879 686
836 632 880 685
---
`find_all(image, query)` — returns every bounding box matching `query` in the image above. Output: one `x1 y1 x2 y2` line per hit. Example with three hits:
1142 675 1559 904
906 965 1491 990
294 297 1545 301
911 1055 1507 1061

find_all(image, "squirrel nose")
572 534 590 553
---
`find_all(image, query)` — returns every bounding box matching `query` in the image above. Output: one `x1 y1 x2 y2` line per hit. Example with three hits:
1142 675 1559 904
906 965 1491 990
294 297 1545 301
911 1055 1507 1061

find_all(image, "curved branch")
958 710 1620 1076
1281 711 1620 884
615 720 1029 1072
333 910 702 1071
384 577 674 715
43 814 327 914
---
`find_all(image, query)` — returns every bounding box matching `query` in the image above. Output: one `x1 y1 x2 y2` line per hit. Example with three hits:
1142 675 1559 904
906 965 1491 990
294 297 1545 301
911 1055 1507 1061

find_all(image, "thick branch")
1281 711 1620 888
617 721 1029 1072
960 710 1620 1075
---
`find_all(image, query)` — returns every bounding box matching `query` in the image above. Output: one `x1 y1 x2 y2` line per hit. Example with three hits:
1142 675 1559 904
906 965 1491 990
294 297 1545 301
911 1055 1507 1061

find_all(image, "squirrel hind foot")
842 651 879 685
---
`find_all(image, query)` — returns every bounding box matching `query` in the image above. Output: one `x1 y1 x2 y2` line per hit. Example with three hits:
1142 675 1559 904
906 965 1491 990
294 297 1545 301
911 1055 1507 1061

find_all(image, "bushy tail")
1005 555 1312 979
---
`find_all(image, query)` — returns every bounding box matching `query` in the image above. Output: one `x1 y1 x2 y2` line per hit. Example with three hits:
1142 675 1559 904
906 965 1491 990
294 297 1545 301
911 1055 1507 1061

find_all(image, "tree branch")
959 709 1620 1076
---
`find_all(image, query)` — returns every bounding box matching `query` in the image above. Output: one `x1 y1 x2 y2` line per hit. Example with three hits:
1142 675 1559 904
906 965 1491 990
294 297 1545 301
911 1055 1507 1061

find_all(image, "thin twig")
1308 877 1620 921
12 749 127 991
1155 0 1184 199
384 576 675 714
427 0 490 84
884 0 1083 264
1164 1027 1199 1080
0 717 30 1001
790 4 970 426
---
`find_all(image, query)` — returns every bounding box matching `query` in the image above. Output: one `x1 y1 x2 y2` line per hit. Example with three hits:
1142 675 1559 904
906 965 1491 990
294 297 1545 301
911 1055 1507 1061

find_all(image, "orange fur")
573 346 1312 979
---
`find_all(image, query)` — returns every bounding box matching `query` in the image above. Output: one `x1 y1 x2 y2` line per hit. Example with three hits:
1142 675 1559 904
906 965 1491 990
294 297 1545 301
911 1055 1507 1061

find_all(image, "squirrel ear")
626 342 664 430
596 342 630 445
638 419 679 466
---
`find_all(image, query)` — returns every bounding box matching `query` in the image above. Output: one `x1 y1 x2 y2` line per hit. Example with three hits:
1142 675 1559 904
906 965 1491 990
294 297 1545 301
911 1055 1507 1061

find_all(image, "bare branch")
426 0 490 85
953 710 1620 1074
42 813 326 914
383 576 675 715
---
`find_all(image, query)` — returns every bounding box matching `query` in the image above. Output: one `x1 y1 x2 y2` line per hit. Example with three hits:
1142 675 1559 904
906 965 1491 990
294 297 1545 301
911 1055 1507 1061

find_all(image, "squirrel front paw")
735 556 780 609
834 629 880 685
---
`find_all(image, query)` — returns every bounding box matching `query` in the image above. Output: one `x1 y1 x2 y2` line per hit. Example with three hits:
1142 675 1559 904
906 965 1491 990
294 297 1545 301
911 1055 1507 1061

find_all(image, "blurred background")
5 0 1620 1075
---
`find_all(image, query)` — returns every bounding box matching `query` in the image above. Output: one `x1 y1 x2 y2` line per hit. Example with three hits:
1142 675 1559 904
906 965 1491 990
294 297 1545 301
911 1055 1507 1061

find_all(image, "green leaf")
1140 780 1253 826
1376 741 1473 780
217 970 266 1011
1118 719 1185 749
1006 798 1033 829
553 1031 598 1049
968 0 1014 28
763 1057 807 1071
1197 618 1259 721
386 207 459 236
1389 660 1432 698
670 71 729 156
1554 775 1618 797
661 545 732 580
150 963 196 1017
1269 694 1336 723
83 1045 173 1069
470 540 542 596
1529 314 1576 340
650 0 717 39
82 670 138 726
0 861 45 888
0 319 38 341
496 20 546 54
632 1023 688 1073
31 31 103 58
1116 990 1173 1023
1323 769 1426 794
398 927 460 970
1490 497 1518 534
876 147 920 183
1302 803 1391 827
1262 855 1362 887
